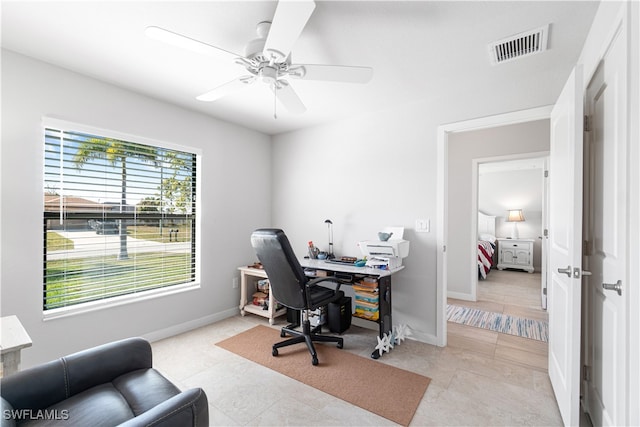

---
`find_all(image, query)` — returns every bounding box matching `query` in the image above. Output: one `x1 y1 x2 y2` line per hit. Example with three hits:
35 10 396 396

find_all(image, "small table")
238 266 287 325
496 238 535 273
1 316 33 377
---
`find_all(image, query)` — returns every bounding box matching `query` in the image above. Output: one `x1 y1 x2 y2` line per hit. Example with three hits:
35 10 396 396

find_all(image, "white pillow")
479 233 496 243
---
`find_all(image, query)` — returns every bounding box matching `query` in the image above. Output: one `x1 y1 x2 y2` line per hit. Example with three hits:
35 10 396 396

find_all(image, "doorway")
474 155 548 311
436 106 552 346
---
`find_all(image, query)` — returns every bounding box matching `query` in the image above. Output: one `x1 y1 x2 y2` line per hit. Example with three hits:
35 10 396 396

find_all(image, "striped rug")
447 304 549 342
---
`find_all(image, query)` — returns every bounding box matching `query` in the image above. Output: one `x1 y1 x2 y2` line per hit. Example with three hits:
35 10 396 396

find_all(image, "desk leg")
239 272 248 316
371 276 392 359
267 284 275 325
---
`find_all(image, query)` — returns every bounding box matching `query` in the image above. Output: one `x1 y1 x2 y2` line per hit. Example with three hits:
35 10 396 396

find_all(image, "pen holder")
308 247 319 259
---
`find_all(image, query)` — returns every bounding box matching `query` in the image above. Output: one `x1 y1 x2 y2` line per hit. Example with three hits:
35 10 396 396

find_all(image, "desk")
301 259 403 359
238 260 403 359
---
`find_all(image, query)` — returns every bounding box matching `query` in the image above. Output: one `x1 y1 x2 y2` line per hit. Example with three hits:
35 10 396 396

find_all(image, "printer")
358 227 410 269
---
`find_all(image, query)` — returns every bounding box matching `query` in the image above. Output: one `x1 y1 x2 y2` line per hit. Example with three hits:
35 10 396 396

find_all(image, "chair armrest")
305 276 342 292
118 388 208 427
304 277 344 310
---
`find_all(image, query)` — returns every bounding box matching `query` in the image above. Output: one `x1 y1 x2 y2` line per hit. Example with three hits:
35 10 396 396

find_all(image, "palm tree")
74 137 157 260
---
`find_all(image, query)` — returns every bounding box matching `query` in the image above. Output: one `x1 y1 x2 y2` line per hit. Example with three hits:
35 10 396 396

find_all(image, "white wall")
0 50 271 367
446 120 549 298
272 91 559 341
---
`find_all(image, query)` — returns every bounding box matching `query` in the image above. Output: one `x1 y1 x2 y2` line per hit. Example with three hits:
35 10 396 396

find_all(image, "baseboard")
142 307 238 343
447 291 474 301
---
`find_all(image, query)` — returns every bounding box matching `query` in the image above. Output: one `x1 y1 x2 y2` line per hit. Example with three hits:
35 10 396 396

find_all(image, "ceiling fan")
145 0 373 116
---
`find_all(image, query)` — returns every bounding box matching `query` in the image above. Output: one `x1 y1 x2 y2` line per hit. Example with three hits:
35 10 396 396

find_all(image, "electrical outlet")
416 218 430 233
232 277 239 289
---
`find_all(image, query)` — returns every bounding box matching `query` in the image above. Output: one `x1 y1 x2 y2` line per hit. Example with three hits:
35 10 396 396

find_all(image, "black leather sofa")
0 338 208 427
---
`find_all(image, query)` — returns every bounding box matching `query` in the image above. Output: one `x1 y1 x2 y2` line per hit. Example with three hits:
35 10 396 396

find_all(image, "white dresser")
496 238 535 273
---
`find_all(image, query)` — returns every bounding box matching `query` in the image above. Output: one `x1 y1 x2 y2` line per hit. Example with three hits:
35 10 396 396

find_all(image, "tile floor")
151 269 563 426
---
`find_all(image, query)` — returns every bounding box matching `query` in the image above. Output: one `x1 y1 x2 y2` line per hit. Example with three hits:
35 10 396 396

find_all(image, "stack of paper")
353 277 379 321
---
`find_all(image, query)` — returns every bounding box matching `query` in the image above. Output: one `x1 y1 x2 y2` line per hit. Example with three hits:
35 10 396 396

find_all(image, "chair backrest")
250 229 308 310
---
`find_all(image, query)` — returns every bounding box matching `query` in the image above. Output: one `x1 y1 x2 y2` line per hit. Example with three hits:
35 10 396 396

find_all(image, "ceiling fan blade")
273 82 306 114
263 0 315 62
292 64 373 84
196 76 255 102
145 26 242 60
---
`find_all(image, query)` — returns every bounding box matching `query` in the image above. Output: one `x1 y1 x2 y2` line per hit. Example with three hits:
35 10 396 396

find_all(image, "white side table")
1 316 33 377
496 238 535 273
238 266 287 325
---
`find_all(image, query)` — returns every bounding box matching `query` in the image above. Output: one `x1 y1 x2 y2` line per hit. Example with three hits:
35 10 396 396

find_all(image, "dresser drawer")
499 240 528 250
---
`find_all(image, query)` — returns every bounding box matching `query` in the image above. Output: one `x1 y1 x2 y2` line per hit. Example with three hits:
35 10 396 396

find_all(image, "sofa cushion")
112 369 180 416
21 383 134 427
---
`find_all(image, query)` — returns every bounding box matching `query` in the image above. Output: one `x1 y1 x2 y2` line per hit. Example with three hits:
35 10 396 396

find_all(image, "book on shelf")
353 284 379 293
355 279 378 289
355 293 379 304
355 299 378 310
354 309 379 321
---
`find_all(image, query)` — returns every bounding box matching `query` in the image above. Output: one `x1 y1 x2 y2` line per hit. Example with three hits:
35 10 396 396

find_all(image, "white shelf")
238 266 287 325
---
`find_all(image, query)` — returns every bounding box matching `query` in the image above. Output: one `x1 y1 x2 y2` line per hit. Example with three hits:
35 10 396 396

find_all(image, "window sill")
42 282 201 321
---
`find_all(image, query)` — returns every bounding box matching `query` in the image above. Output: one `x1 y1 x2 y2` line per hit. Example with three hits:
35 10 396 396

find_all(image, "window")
43 120 199 314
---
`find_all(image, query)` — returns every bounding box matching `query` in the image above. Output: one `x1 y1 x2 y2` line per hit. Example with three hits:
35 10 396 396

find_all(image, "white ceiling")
1 1 599 135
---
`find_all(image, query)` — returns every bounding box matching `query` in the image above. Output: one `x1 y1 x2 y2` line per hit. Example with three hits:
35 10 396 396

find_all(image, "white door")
548 65 583 427
582 20 628 426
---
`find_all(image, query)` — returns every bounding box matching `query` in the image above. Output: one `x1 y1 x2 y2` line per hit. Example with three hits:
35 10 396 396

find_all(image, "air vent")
489 24 549 65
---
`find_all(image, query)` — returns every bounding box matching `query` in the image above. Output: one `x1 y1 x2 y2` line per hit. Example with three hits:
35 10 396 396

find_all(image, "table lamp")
324 219 335 259
506 209 525 239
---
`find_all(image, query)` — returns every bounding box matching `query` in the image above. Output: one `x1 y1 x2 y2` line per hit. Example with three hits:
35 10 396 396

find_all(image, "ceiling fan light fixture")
259 65 278 84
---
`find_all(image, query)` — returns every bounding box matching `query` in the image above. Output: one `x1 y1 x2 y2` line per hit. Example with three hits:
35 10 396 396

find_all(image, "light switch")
416 219 430 233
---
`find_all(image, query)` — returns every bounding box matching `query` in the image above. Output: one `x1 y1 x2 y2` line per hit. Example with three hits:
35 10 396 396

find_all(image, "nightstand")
496 238 534 273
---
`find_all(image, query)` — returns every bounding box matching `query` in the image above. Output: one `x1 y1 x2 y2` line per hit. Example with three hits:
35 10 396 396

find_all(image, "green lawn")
46 231 74 251
128 225 192 243
44 251 193 310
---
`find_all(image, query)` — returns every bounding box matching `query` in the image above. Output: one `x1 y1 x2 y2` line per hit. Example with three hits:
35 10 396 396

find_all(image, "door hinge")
583 365 591 381
543 287 547 295
544 170 549 178
543 228 548 237
584 115 591 132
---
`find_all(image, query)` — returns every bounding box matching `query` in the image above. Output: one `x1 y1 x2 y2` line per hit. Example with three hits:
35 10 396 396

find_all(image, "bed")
477 212 497 280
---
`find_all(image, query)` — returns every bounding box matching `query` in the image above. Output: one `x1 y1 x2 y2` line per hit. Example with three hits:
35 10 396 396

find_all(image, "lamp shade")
506 209 525 222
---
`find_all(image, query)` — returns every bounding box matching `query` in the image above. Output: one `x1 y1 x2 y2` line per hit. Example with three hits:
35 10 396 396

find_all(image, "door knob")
557 266 572 277
602 280 622 296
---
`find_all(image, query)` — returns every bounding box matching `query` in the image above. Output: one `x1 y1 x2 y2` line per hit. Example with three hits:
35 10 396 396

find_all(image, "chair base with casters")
273 311 344 366
251 228 347 366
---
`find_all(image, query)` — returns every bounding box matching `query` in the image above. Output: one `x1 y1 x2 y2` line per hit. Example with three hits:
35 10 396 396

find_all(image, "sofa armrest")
118 388 209 427
0 338 152 411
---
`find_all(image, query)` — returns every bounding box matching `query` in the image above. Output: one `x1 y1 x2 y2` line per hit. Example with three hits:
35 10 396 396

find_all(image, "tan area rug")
216 325 430 426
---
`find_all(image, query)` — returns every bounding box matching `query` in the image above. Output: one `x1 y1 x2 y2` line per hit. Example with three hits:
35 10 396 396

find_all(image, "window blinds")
43 127 197 311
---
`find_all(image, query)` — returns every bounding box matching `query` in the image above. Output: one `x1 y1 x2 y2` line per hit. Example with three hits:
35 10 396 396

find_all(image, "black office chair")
251 228 345 365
